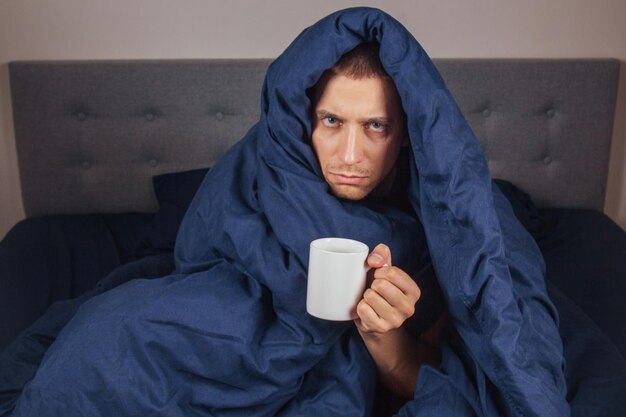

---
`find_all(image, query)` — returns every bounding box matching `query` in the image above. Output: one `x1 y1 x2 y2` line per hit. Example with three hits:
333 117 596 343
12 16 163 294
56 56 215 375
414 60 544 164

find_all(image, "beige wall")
1 0 625 238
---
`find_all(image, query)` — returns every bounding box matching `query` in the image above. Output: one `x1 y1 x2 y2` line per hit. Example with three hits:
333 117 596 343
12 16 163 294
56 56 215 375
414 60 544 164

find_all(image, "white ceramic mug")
306 237 370 321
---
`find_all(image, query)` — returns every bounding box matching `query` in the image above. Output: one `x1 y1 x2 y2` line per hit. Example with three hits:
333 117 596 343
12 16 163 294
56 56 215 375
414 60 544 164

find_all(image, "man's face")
311 73 406 201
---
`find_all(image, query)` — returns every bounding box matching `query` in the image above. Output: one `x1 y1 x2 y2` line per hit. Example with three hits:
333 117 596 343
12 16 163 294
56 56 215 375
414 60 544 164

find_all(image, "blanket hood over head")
248 7 568 413
7 7 568 417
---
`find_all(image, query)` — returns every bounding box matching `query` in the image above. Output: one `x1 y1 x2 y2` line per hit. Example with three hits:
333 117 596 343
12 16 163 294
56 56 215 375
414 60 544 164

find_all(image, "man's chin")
329 184 370 201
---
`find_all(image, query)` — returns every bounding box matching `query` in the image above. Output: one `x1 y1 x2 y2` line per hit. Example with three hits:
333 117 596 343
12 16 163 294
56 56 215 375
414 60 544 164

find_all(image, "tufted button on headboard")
435 59 619 211
9 59 620 216
10 59 272 216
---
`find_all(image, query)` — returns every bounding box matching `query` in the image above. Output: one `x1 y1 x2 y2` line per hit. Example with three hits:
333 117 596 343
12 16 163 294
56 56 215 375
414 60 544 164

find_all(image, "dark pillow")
133 167 210 257
493 179 546 239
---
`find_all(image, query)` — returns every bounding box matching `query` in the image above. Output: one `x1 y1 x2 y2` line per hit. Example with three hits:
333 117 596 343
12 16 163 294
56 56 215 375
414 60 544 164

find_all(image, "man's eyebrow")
315 110 340 119
315 110 393 124
363 116 393 124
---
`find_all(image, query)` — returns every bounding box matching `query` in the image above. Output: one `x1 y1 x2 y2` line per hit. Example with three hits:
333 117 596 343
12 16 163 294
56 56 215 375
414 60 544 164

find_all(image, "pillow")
493 179 546 239
133 167 210 257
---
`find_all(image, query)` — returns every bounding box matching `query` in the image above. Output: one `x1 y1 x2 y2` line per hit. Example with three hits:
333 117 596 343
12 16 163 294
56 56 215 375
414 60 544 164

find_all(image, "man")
309 42 445 400
2 7 568 417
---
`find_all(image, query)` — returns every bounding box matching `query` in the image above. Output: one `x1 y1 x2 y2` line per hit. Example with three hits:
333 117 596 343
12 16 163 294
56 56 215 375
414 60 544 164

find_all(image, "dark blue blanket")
3 7 571 416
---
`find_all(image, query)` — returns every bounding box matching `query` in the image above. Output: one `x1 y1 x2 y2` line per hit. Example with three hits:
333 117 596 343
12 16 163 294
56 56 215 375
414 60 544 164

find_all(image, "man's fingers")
374 267 421 301
367 243 392 268
359 243 421 334
356 298 393 333
362 288 406 329
370 276 415 314
363 288 393 315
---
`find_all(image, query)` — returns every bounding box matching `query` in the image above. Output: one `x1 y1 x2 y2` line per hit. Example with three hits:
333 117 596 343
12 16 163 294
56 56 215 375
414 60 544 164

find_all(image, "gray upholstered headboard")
9 59 620 216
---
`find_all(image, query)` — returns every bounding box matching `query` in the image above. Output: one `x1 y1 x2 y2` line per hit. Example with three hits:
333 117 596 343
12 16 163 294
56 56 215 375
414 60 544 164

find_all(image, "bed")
1 58 625 415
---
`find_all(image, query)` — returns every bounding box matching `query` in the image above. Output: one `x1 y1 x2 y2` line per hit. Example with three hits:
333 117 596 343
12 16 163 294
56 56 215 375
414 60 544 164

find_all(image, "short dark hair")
329 41 388 79
308 42 390 103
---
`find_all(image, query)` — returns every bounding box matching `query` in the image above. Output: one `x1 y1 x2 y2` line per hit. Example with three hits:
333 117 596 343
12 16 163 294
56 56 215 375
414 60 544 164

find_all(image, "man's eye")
322 116 338 126
368 122 386 132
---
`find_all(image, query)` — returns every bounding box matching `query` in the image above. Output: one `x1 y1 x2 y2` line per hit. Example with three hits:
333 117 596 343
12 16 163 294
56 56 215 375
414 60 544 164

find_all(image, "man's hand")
354 243 440 400
354 243 421 334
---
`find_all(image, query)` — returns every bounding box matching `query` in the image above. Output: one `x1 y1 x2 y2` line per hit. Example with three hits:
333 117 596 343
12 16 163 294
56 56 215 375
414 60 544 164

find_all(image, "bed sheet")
0 213 153 351
539 208 626 357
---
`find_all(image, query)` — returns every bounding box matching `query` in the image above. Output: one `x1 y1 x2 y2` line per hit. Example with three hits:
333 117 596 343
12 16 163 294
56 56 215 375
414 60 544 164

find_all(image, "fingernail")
371 253 384 264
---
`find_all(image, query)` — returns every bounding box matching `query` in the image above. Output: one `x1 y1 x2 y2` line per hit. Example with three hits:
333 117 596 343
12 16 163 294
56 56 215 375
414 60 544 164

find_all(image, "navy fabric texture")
538 209 626 358
0 169 202 353
4 8 569 416
0 253 175 416
0 213 152 352
546 284 626 417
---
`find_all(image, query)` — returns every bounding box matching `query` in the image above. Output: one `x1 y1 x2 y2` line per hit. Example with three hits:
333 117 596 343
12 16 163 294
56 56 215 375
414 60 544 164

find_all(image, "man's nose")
339 125 364 165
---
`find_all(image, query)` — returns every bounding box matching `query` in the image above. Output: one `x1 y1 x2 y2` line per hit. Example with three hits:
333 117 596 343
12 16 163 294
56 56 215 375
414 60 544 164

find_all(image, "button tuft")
81 161 91 170
148 159 158 167
546 108 556 118
146 113 155 121
215 112 224 121
482 108 491 118
77 112 86 121
543 156 552 165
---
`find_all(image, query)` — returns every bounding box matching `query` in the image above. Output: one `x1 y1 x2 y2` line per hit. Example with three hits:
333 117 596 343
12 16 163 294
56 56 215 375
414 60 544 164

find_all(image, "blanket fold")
5 7 568 417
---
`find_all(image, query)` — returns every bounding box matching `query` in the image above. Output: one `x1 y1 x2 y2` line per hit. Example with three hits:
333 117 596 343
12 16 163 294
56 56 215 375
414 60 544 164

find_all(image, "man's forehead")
312 73 403 116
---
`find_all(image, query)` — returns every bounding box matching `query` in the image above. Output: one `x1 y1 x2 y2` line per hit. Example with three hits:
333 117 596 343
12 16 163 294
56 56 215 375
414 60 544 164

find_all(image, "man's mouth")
329 172 368 185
